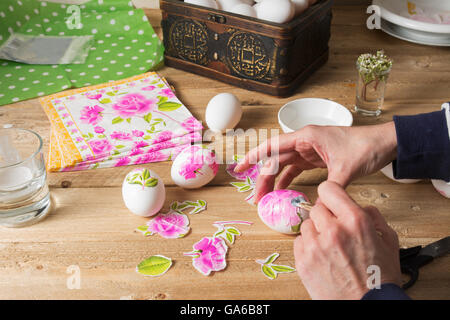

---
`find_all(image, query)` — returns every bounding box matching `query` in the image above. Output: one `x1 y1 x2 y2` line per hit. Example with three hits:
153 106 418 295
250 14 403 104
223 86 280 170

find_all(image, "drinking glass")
0 128 51 227
354 61 391 117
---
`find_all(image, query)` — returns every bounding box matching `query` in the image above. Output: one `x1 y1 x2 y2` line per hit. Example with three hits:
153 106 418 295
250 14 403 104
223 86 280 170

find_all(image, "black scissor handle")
400 254 434 290
401 265 419 290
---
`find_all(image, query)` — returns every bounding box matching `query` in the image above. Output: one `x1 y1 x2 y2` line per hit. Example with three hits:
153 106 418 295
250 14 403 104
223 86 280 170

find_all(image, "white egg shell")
122 168 165 217
205 93 242 133
229 3 257 17
257 189 310 235
380 163 421 184
291 0 309 15
217 0 242 11
171 145 219 189
255 0 295 24
431 179 450 198
185 0 219 9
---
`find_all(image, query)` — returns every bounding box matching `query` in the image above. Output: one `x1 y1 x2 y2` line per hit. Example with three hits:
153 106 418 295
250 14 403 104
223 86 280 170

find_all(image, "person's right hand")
235 122 397 203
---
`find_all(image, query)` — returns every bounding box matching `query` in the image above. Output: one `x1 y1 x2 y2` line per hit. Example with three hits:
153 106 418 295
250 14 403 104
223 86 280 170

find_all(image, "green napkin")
0 0 164 106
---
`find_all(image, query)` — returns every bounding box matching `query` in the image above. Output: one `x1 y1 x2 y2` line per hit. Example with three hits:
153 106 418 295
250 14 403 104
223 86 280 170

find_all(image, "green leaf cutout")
158 102 181 112
112 117 123 124
136 255 172 277
226 232 234 244
144 113 152 123
145 178 158 188
142 169 150 180
265 253 279 264
271 265 296 273
262 265 277 280
158 96 168 104
99 98 112 104
227 227 240 235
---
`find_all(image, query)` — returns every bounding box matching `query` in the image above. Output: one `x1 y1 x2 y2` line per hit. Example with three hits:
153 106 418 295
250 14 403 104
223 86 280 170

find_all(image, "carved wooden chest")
160 0 333 97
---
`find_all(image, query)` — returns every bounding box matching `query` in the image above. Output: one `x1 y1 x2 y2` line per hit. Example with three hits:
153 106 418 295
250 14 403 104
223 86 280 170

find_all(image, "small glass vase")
354 61 391 117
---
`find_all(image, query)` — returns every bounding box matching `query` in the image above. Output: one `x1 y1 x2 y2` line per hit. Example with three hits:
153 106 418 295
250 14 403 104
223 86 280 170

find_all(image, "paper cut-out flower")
112 93 157 118
185 237 228 276
146 211 190 239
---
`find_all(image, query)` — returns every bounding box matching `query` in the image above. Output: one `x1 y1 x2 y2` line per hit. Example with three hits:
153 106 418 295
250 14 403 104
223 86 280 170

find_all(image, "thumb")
326 169 351 188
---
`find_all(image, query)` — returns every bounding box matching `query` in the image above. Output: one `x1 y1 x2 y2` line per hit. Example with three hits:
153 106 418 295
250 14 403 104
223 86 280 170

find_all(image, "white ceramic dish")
431 179 450 198
373 0 450 34
380 162 421 184
278 98 353 133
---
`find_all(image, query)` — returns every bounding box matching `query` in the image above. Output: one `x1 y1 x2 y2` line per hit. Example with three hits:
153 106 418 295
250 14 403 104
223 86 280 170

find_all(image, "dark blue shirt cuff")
393 109 450 182
361 283 411 300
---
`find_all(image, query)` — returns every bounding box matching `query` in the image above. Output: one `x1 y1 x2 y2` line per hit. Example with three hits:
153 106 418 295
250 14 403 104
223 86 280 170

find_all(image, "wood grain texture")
0 5 449 300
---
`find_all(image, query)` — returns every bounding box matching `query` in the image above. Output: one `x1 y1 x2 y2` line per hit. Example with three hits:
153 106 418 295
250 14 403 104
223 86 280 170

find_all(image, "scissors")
291 197 450 290
400 236 450 290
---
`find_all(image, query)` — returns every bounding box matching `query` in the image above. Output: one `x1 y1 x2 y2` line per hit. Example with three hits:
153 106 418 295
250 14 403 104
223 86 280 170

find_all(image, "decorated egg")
185 0 219 9
171 145 219 189
257 189 310 235
205 93 242 133
432 179 450 199
255 0 295 24
122 168 165 217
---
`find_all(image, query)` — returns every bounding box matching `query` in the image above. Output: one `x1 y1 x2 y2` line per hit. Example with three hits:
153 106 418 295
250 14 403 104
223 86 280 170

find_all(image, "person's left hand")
294 181 402 300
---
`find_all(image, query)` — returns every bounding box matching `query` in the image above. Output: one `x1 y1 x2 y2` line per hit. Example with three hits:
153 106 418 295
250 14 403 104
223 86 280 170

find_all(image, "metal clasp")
208 13 226 24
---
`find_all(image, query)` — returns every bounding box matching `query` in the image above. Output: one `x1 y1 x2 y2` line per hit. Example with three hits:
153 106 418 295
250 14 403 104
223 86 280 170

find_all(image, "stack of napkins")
40 72 203 172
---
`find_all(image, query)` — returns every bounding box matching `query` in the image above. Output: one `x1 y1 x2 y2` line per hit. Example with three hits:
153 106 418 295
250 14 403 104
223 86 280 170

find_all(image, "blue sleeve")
393 109 450 182
361 283 411 300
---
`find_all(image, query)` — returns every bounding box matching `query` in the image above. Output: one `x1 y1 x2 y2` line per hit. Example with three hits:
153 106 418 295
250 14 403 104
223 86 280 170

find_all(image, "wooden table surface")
1 5 449 300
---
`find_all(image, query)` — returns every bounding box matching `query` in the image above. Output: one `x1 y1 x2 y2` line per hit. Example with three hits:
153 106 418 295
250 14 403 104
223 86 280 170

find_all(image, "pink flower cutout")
110 131 133 141
112 93 156 118
186 237 228 276
226 161 261 181
80 105 104 125
147 211 189 239
88 139 114 155
181 116 203 132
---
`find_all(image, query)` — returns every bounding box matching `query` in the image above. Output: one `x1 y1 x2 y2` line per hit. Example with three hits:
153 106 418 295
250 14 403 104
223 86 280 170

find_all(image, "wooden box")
160 0 333 97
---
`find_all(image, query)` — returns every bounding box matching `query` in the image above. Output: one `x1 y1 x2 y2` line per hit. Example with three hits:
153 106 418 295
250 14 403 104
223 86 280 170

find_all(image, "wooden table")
1 4 449 300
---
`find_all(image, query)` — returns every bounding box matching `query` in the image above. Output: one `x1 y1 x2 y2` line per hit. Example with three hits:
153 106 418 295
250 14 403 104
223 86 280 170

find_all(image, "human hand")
294 181 402 300
235 122 397 203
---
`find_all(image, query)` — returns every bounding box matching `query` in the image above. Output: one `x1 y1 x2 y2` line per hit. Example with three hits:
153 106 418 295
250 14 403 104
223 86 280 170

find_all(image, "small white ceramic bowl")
431 179 450 198
278 98 353 133
380 162 421 184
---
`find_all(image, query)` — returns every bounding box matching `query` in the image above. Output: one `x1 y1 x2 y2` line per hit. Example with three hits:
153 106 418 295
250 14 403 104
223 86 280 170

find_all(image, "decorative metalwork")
226 31 271 80
169 19 209 65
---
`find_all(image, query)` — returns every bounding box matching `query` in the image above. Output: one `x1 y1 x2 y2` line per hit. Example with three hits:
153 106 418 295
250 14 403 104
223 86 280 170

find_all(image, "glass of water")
0 128 51 227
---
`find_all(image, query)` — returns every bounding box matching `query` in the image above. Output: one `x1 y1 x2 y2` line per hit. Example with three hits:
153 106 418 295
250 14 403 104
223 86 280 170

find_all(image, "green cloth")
0 0 164 106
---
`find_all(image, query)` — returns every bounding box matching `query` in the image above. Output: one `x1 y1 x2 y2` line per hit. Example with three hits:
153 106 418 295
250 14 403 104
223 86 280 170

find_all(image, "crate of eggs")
160 0 333 97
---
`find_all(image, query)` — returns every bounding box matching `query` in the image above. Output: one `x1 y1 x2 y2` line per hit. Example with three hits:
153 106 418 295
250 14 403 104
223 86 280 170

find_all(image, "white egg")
171 145 219 189
205 93 242 133
216 0 242 11
257 189 310 235
185 0 219 9
380 163 421 184
255 0 295 24
122 168 165 217
229 3 257 17
291 0 309 15
431 179 450 198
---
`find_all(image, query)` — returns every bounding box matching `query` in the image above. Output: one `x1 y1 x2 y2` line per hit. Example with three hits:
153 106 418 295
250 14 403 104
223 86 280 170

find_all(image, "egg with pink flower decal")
257 189 310 234
171 145 219 189
122 168 165 217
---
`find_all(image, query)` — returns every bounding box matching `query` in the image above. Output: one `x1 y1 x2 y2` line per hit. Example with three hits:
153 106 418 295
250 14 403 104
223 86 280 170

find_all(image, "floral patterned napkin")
41 72 203 172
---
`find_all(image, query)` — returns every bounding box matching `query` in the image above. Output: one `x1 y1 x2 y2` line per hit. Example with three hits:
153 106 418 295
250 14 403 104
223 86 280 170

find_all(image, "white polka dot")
128 11 134 16
62 85 69 89
125 46 131 50
80 5 85 9
41 2 47 7
124 64 131 68
33 80 40 84
0 94 4 98
119 37 125 40
59 31 65 36
52 65 58 68
35 23 41 27
60 4 66 9
46 27 52 32
5 74 11 77
124 25 130 31
142 15 148 22
96 57 102 61
65 69 72 72
92 28 97 34
43 18 49 23
84 82 92 86
8 85 15 89
12 97 19 102
98 0 103 4
90 47 96 51
15 66 22 69
33 9 39 14
110 6 116 11
152 34 157 38
8 5 14 12
111 43 117 47
42 72 49 76
132 39 138 43
97 40 104 44
139 49 145 53
71 79 77 83
96 15 102 20
132 56 138 60
104 49 110 53
88 64 94 68
47 82 54 86
117 53 124 57
102 68 109 71
16 21 21 27
29 69 35 73
38 92 44 96
146 59 153 63
110 19 115 25
145 42 151 46
26 29 32 33
116 72 123 75
22 88 29 92
57 75 63 79
79 72 86 76
138 30 144 35
18 1 23 5
105 33 111 38
110 60 116 64
52 12 58 17
93 75 100 79
139 67 146 71
19 77 25 81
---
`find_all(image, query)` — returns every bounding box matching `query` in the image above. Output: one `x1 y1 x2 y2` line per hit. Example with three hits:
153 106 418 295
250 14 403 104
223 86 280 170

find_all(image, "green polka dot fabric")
0 0 164 106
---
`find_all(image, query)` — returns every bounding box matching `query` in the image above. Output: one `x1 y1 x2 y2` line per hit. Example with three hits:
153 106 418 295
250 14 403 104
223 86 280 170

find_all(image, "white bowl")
373 0 450 34
432 179 450 198
380 162 421 184
278 98 353 133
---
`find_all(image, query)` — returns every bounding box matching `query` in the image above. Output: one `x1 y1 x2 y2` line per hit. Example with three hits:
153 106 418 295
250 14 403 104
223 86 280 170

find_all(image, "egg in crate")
255 0 295 24
171 145 219 189
229 3 257 17
122 168 165 217
257 189 310 234
184 0 219 9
